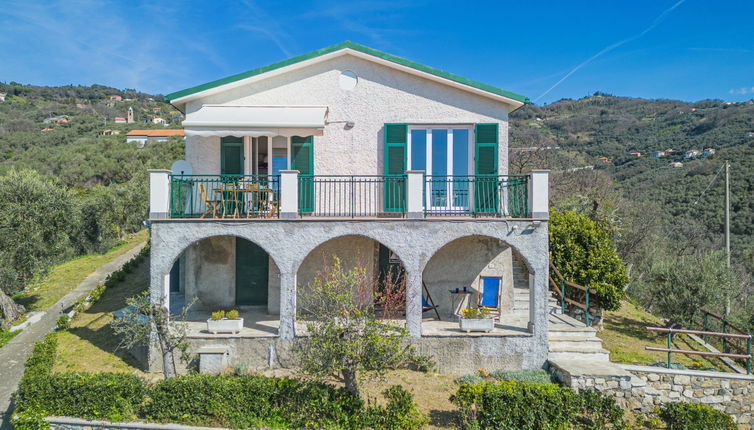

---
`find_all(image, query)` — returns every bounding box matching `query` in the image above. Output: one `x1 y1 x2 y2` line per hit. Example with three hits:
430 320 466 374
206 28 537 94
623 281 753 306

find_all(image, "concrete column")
528 170 549 219
405 270 423 338
148 169 172 219
405 171 425 219
162 273 171 313
279 170 299 219
279 271 297 340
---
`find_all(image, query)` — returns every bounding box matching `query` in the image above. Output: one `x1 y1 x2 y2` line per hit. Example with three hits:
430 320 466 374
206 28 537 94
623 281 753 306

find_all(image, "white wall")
184 54 510 176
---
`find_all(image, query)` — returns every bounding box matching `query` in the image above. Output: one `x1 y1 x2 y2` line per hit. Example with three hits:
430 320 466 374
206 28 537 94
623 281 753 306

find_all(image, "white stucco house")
147 41 551 373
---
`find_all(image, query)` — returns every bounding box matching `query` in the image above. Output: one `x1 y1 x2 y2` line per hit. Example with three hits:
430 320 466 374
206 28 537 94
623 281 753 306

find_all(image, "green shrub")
455 374 484 385
210 310 225 320
23 333 57 375
659 402 735 430
55 315 70 330
16 372 145 422
144 374 364 429
489 369 553 384
451 381 625 430
360 385 428 430
11 410 49 430
226 309 239 320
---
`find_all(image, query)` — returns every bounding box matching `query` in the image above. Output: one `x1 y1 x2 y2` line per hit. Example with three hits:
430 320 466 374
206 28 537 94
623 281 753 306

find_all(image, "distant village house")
650 151 665 158
703 148 715 156
684 149 701 160
670 161 683 168
151 117 168 126
109 95 122 101
597 156 610 163
100 129 121 136
43 115 69 124
0 92 6 102
125 129 184 144
628 152 641 157
114 117 127 124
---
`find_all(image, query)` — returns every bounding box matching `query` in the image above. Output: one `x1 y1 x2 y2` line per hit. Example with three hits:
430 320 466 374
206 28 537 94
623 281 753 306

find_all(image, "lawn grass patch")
0 328 20 347
600 300 728 371
52 253 149 375
16 229 148 313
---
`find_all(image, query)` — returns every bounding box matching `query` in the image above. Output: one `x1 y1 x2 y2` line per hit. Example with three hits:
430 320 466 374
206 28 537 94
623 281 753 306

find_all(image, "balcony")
148 170 548 221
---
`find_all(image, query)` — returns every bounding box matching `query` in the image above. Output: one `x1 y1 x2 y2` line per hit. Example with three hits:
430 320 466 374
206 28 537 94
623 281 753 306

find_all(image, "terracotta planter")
206 318 244 334
459 317 494 333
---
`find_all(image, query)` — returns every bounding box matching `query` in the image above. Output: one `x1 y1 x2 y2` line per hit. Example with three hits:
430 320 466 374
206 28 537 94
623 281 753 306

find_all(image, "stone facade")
551 361 754 428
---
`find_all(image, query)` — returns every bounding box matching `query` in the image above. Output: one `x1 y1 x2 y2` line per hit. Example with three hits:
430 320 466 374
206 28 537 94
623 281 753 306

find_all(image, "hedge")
14 332 426 430
451 380 625 430
659 402 736 430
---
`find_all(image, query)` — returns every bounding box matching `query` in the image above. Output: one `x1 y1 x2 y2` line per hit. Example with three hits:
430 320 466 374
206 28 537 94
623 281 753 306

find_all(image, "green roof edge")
165 41 530 104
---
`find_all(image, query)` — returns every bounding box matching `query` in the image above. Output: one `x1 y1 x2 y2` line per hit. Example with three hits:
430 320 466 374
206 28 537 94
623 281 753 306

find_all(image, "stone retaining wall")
550 361 753 429
46 416 224 430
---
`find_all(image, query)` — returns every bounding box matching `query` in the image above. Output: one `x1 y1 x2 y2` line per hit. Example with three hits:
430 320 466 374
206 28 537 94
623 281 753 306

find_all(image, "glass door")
408 127 471 213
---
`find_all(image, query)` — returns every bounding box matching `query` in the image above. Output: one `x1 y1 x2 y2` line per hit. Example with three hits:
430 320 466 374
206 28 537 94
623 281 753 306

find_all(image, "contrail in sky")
534 0 687 102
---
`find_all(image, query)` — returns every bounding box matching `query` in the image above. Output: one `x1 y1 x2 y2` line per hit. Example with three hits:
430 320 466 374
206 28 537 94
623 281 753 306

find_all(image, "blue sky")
1 0 753 105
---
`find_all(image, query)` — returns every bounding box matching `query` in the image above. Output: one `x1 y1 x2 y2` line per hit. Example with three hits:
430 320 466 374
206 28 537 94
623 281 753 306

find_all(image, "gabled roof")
165 41 529 107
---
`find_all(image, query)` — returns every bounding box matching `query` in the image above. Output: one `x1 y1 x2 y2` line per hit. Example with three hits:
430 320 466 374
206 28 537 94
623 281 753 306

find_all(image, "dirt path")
0 242 147 428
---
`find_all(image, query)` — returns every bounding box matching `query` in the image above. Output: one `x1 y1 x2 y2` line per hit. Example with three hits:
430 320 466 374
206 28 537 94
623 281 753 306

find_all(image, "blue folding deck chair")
478 276 502 320
422 282 441 320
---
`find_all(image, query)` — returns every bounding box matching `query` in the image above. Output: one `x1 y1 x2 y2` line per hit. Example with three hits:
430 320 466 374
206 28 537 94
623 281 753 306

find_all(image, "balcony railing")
298 175 406 217
153 171 545 220
423 175 529 217
169 175 280 219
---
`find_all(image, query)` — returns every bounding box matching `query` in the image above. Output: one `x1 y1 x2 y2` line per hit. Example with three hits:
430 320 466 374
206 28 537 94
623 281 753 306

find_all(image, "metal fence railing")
423 175 529 218
169 175 280 219
645 326 752 374
298 175 406 217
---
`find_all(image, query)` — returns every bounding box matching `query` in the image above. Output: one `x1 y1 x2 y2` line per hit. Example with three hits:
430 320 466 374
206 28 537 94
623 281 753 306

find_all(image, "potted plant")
459 307 494 333
206 309 244 334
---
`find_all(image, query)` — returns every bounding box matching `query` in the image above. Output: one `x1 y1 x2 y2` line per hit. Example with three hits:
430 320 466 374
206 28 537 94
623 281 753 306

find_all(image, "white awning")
182 105 328 137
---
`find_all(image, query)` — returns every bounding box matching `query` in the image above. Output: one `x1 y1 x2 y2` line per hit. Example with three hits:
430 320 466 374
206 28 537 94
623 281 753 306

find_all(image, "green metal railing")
549 261 599 327
697 310 751 358
422 175 529 217
169 175 280 219
646 326 752 374
298 175 406 217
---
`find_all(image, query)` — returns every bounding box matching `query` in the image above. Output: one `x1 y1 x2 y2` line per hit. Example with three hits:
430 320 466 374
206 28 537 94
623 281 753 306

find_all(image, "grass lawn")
16 230 148 313
0 329 20 347
52 253 149 375
600 300 729 371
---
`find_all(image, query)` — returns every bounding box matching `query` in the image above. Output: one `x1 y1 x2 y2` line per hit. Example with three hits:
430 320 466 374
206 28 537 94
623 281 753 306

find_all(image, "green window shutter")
291 136 314 212
474 124 499 213
383 124 407 212
220 136 244 175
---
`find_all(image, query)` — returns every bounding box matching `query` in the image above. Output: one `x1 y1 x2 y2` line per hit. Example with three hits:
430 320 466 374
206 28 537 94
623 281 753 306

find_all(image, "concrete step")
547 330 599 340
548 351 610 362
549 342 607 354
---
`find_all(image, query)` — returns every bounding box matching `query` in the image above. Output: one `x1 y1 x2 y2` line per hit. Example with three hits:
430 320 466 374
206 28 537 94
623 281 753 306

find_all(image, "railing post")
279 170 299 219
703 312 709 342
585 287 590 327
560 278 566 314
723 320 729 353
528 170 549 219
747 335 751 375
148 169 172 219
667 329 673 369
406 171 425 219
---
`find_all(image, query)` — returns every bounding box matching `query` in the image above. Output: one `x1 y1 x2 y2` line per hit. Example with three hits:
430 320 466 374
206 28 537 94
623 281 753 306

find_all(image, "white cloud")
729 87 754 95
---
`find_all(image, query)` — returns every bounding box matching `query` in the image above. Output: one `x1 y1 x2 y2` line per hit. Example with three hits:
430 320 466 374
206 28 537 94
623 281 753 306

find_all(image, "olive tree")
296 258 416 398
110 292 194 378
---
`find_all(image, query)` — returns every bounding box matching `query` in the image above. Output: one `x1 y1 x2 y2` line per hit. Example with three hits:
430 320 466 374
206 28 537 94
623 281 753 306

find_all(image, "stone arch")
157 233 281 313
421 234 533 320
292 232 410 275
295 234 407 317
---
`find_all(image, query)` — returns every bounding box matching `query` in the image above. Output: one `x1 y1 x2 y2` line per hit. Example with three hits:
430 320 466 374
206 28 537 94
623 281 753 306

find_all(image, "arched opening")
166 235 281 334
422 235 532 332
297 235 406 319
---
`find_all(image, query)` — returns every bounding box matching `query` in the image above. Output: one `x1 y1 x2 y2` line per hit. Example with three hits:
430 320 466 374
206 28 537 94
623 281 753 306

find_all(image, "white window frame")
407 125 474 212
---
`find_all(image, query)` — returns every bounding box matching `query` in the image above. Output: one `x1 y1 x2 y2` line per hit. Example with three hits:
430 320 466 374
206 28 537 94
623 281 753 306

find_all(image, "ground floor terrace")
149 218 550 373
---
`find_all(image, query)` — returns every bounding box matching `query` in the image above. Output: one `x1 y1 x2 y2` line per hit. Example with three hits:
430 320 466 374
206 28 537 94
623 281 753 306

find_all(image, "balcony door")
221 137 244 175
408 127 471 212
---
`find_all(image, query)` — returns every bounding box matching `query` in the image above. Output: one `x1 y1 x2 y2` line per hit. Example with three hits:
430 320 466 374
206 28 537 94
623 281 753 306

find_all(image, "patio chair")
422 282 441 320
478 276 502 320
197 184 221 218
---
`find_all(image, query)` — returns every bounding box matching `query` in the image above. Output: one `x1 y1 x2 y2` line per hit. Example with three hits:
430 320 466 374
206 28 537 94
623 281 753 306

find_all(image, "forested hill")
0 82 182 187
510 94 754 288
